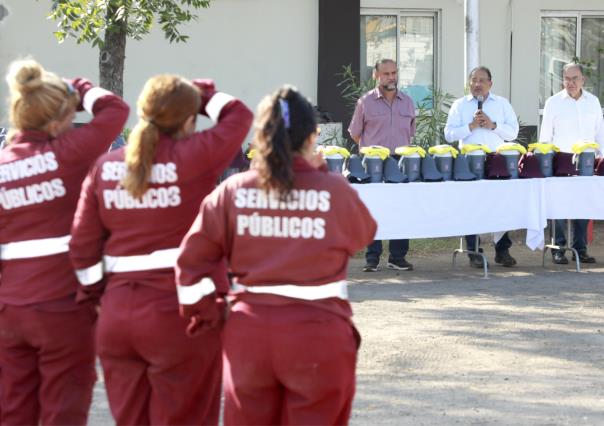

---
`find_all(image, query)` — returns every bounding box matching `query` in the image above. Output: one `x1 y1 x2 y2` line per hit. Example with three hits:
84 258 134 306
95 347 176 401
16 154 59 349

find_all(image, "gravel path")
349 236 604 426
90 232 604 425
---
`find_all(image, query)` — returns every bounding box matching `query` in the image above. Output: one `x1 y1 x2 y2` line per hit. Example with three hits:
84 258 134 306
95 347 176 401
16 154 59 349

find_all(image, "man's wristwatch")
492 122 497 130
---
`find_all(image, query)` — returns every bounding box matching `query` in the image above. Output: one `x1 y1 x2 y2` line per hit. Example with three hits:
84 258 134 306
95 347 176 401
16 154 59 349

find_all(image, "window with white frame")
540 12 604 109
360 10 438 107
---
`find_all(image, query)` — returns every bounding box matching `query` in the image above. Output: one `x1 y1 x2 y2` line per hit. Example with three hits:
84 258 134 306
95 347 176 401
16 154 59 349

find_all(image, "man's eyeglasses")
564 76 582 83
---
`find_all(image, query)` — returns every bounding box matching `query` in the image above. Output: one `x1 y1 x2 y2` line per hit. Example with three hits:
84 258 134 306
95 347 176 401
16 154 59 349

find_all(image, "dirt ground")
89 226 604 426
349 226 604 426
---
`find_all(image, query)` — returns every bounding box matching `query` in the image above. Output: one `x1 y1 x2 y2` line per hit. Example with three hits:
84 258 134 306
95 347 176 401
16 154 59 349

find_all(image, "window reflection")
540 15 604 107
580 17 604 103
539 17 576 108
360 15 397 82
360 13 436 107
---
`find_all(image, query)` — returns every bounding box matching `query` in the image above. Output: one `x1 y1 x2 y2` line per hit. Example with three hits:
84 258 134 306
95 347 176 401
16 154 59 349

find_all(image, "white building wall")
509 0 604 127
362 0 604 128
0 0 319 130
361 0 466 101
2 1 603 131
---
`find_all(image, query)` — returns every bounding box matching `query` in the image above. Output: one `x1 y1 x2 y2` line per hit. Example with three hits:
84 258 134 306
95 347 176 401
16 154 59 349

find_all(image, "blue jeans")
465 233 512 256
552 219 588 254
365 240 409 265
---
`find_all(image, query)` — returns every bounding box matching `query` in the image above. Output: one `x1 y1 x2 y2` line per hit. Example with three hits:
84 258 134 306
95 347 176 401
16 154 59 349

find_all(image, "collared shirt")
444 93 519 152
539 89 604 152
348 88 416 152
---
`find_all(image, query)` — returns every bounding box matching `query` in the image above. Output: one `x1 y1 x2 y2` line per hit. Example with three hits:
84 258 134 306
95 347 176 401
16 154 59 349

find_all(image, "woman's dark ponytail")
252 86 316 197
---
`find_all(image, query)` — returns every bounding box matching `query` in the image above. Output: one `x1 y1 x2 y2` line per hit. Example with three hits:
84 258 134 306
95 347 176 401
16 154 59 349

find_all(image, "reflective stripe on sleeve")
0 235 71 260
76 261 103 286
103 248 179 273
231 280 348 301
83 87 113 114
205 92 235 123
177 278 216 305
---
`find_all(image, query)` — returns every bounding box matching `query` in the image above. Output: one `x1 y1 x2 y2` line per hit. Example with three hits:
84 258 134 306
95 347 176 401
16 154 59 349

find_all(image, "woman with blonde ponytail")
69 74 253 425
176 86 377 425
0 58 128 425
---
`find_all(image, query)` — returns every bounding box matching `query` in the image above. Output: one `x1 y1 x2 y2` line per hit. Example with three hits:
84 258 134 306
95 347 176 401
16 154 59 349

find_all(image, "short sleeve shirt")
348 88 416 152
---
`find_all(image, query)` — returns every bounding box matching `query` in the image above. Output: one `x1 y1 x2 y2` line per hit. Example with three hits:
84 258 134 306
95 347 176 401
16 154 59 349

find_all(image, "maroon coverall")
0 85 128 425
69 84 253 425
177 157 377 425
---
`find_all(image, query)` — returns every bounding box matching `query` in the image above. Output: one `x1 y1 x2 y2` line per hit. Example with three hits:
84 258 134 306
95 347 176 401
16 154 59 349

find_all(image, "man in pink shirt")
348 59 416 272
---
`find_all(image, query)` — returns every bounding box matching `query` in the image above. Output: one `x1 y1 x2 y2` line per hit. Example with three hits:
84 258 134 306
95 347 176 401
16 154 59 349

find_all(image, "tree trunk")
99 13 127 97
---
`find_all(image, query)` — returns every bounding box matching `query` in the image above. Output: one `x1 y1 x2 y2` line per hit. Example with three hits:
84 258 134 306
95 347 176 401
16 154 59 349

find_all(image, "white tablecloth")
353 179 546 249
543 176 604 220
352 176 604 250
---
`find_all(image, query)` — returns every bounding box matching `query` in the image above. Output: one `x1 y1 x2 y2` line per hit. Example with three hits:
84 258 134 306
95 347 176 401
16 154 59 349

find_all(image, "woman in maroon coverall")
69 75 253 425
0 59 128 425
176 86 377 425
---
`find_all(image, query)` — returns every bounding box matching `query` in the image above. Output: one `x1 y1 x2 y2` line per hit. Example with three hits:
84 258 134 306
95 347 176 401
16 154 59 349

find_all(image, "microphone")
477 95 484 111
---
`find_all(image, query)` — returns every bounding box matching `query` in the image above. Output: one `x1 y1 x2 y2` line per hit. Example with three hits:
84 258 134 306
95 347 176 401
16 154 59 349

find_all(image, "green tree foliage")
46 0 212 96
414 87 455 150
337 65 376 113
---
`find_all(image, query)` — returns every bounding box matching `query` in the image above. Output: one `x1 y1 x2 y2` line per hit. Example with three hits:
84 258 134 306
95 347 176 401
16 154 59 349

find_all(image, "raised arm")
177 80 253 179
54 79 129 165
444 99 471 143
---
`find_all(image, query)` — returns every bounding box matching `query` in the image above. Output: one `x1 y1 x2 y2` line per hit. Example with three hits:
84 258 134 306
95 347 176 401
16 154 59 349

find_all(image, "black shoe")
572 251 596 264
468 254 488 269
387 258 413 271
363 263 379 272
552 251 569 265
494 250 517 267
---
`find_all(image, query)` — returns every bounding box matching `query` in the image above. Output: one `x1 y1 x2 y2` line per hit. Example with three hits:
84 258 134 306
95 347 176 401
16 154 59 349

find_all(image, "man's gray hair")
468 66 492 81
374 59 396 71
563 62 584 76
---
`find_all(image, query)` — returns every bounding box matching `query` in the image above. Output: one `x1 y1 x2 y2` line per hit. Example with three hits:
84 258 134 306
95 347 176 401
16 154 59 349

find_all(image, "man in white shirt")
539 63 604 265
444 66 520 268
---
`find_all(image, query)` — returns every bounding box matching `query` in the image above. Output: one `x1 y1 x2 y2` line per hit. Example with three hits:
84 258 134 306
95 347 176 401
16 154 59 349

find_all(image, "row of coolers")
493 141 602 178
320 141 604 184
321 145 483 183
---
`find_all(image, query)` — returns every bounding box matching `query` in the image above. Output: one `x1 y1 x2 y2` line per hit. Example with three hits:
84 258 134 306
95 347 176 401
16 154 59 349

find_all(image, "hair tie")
64 81 75 96
278 99 290 129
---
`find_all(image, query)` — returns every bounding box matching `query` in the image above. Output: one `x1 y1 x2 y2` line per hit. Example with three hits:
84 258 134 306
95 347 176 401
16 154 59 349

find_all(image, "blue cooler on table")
497 143 528 179
326 155 345 173
428 144 458 181
360 146 390 183
571 141 600 176
461 144 490 180
575 150 596 176
395 145 425 183
534 152 554 177
400 154 421 182
320 145 351 174
467 151 486 179
501 151 520 179
362 155 384 183
528 143 558 177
